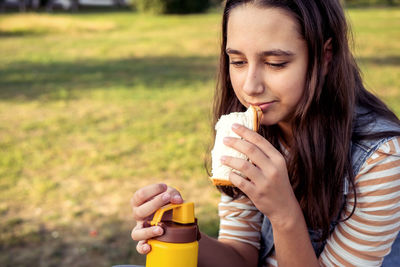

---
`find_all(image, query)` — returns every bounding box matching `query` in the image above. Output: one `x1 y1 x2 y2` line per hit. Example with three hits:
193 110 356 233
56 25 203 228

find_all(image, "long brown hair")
210 0 400 241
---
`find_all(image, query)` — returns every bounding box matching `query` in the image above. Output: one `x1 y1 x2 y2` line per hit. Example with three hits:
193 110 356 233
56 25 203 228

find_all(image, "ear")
322 38 333 76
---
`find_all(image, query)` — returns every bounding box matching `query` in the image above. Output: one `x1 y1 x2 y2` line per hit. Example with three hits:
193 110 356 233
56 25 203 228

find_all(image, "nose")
242 63 265 96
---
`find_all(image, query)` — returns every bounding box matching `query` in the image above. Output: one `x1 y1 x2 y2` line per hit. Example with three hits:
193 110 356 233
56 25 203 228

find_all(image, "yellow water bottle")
146 202 200 267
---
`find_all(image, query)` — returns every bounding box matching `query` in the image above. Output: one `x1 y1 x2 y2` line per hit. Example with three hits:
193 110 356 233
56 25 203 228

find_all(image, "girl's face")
227 5 308 128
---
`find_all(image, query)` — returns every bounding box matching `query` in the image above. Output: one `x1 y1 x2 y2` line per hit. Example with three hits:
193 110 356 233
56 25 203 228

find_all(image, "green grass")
0 8 399 267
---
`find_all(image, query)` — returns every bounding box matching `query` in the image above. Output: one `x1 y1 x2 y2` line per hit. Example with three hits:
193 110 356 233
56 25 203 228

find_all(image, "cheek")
232 86 246 106
229 68 243 89
230 70 246 98
271 68 307 104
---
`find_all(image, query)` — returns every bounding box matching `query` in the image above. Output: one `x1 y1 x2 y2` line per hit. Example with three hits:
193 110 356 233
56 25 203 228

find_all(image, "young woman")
130 1 400 266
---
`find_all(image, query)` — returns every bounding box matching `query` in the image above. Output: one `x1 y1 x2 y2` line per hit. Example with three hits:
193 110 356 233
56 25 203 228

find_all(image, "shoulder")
350 136 400 208
363 137 400 166
352 137 400 194
351 105 400 174
355 136 400 181
347 136 400 216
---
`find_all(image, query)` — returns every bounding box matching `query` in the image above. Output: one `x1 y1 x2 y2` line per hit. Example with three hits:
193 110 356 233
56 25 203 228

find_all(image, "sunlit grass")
347 8 400 114
0 14 117 34
0 8 399 267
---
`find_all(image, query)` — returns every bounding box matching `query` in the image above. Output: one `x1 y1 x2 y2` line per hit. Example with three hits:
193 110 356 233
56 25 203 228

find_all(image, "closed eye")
266 62 288 68
230 61 247 67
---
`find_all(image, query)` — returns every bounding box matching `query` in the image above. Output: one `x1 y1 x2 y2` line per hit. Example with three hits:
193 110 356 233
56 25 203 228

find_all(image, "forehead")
226 5 304 52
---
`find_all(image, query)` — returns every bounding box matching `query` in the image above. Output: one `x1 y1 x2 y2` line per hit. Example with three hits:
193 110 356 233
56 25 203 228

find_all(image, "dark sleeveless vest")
258 107 400 266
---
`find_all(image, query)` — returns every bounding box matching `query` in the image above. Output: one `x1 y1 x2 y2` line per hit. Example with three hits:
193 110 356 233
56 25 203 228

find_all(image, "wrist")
270 202 304 233
269 204 319 267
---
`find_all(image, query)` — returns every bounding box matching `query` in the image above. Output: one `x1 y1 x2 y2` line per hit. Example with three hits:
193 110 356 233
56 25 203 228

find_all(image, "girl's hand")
130 183 183 254
221 124 300 227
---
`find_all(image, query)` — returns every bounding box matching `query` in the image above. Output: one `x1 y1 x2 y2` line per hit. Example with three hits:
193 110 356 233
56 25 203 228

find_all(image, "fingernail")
143 244 150 252
223 137 231 144
173 195 182 202
153 227 162 235
220 156 227 163
162 193 170 202
159 183 167 191
232 123 240 130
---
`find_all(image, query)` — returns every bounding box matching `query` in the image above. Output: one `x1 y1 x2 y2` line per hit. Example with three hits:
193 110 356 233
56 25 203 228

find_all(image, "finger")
131 225 164 241
221 155 264 184
137 240 151 255
231 123 281 159
229 171 255 196
223 136 273 172
133 220 144 229
166 187 184 204
131 183 168 207
133 191 172 220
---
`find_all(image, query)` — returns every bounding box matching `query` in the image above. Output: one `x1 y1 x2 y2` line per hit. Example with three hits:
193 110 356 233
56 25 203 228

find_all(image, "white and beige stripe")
218 194 263 249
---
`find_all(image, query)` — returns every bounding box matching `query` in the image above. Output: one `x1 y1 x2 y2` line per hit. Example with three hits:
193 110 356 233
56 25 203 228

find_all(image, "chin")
259 112 279 125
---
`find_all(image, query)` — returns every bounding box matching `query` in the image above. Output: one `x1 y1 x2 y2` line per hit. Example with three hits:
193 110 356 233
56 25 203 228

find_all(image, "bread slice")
210 105 263 186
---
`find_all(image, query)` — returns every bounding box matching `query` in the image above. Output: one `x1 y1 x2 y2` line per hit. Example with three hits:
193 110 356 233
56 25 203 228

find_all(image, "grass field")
1 7 399 267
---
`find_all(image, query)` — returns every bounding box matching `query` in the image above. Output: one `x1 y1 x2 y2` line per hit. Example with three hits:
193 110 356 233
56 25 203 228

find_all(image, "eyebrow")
225 48 295 57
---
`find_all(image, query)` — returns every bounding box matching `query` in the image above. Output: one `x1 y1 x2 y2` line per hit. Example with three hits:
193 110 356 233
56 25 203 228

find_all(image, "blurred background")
0 0 399 266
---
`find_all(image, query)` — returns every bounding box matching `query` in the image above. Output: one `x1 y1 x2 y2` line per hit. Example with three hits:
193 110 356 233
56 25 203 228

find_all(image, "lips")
250 101 276 112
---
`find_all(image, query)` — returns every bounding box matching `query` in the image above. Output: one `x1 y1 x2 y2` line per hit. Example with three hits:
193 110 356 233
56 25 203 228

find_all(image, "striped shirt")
218 137 400 266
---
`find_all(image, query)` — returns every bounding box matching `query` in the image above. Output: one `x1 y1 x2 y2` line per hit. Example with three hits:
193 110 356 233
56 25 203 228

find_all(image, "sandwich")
210 105 263 186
